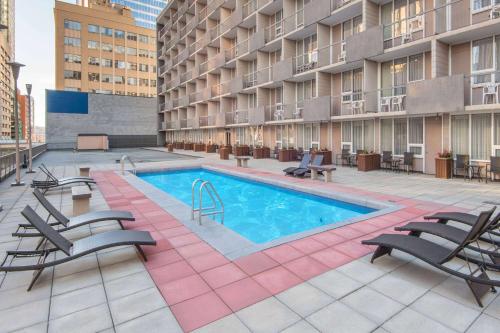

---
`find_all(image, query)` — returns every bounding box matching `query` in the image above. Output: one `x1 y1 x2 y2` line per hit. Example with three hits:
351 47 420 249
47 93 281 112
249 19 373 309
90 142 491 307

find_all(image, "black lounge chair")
293 155 324 177
39 163 94 182
424 210 500 239
362 208 499 307
395 209 500 270
283 153 311 175
32 165 96 193
0 205 156 291
13 189 135 242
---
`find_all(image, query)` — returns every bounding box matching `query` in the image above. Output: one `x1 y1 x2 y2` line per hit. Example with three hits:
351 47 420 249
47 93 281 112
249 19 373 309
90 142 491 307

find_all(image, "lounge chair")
362 208 499 307
395 209 500 270
39 163 94 182
0 205 156 291
424 210 500 239
12 189 135 242
32 165 96 192
293 155 324 177
283 153 311 175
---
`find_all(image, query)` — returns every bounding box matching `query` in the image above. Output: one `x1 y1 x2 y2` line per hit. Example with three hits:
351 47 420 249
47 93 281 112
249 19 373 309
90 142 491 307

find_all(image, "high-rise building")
55 0 158 97
78 0 168 29
157 0 500 175
17 91 33 140
0 0 14 139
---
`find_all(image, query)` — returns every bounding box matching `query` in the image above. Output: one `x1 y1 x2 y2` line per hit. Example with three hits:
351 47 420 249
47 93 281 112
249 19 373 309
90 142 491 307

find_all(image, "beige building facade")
55 0 158 97
157 0 500 174
0 0 14 139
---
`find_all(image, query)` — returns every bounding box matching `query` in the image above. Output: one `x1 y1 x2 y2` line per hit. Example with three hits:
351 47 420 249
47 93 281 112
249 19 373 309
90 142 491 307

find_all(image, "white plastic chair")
392 95 405 111
380 97 391 112
483 83 499 104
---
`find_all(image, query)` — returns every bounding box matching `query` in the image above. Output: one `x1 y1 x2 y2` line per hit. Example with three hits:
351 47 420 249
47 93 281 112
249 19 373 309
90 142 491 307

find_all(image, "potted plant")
357 150 381 171
435 150 453 179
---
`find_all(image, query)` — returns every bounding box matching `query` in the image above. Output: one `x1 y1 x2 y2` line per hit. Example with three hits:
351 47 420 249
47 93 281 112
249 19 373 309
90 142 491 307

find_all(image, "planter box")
278 149 297 162
253 147 270 159
435 158 453 179
357 154 381 172
167 144 173 152
234 145 250 156
205 144 216 153
312 150 332 165
194 144 206 152
219 147 230 160
183 143 194 150
174 142 184 149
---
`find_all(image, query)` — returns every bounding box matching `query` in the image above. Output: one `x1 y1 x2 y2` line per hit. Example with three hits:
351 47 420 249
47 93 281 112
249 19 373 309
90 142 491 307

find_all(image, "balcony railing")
198 60 208 74
466 73 500 107
293 51 319 74
242 0 258 19
264 20 284 43
264 104 302 122
283 8 304 34
225 110 249 125
180 70 193 83
199 115 216 127
331 0 354 11
256 67 272 85
180 119 192 128
243 72 257 88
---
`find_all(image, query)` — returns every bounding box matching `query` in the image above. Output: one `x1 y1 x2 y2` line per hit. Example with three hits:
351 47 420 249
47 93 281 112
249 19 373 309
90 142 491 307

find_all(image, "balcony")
283 9 304 34
465 73 500 109
330 93 369 117
189 91 200 104
256 67 272 85
165 120 180 130
225 110 249 125
179 95 190 107
264 20 284 43
198 60 209 75
199 115 216 127
264 104 302 122
229 77 244 94
293 51 319 74
242 0 258 19
180 70 193 83
345 26 384 62
272 58 294 82
180 118 192 129
331 0 355 11
304 0 332 26
243 72 257 89
249 31 265 53
248 106 265 125
383 14 425 50
207 53 227 71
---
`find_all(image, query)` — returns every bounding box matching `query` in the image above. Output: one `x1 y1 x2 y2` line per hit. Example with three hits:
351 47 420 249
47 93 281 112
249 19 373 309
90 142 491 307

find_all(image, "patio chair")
486 156 500 183
12 189 135 243
39 163 94 182
395 209 500 270
400 152 414 174
0 205 156 291
349 150 364 167
293 154 324 177
272 146 279 159
336 149 351 166
283 153 311 175
381 151 398 171
362 208 500 307
453 154 470 179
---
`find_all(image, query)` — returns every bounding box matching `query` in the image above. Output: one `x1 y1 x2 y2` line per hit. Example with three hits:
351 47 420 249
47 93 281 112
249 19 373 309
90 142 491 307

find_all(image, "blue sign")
46 90 88 114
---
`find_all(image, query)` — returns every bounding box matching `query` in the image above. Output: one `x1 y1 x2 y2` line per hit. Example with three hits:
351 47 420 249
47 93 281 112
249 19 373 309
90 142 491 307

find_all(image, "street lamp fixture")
26 83 35 173
7 61 26 186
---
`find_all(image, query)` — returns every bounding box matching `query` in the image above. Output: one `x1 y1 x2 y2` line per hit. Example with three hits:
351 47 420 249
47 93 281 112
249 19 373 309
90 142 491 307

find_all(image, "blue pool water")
139 169 376 244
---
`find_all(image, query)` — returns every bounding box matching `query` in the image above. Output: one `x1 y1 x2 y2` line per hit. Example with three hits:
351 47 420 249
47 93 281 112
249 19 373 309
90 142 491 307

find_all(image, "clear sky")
15 0 75 127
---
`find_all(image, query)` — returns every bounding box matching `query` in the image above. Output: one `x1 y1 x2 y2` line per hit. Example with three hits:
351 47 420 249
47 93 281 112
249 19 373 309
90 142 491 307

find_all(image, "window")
64 37 80 47
128 92 137 96
296 79 316 105
394 118 407 155
151 65 157 73
102 43 113 52
88 24 99 33
88 40 99 49
127 62 137 70
115 30 125 39
100 26 113 36
471 114 491 160
138 49 148 58
149 50 156 59
101 58 112 67
381 54 424 96
115 60 126 69
473 0 495 11
127 77 137 85
379 117 422 156
127 32 137 41
408 54 424 81
114 76 125 84
88 72 100 82
139 64 148 72
127 47 137 56
64 54 81 64
341 68 363 102
138 34 148 44
139 78 149 86
115 45 125 54
101 74 113 83
381 119 393 152
88 56 100 66
64 19 81 31
150 79 157 87
471 36 500 84
451 115 469 156
64 70 81 80
408 117 423 155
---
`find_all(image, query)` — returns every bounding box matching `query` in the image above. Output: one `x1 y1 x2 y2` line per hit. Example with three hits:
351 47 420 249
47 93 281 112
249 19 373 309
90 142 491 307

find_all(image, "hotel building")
157 0 500 174
0 0 14 139
55 0 158 97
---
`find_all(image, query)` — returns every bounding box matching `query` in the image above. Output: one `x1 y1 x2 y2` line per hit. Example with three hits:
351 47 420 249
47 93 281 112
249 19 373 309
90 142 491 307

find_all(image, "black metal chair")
350 150 364 167
272 146 279 159
453 154 470 180
400 152 414 174
336 149 351 166
381 151 394 171
486 156 500 183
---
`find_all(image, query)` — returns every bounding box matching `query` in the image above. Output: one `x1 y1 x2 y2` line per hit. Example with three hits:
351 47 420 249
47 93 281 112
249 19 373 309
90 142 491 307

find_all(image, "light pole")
26 84 34 173
7 61 26 186
0 24 5 211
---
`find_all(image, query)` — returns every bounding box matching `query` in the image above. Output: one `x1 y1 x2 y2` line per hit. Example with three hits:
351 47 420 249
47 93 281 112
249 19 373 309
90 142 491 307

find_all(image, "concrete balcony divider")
249 31 265 53
304 0 331 26
208 53 226 71
179 95 190 107
229 7 243 30
303 96 331 122
272 58 294 82
192 115 200 129
248 106 265 125
406 75 465 114
179 48 189 63
229 77 244 94
173 76 181 88
215 112 226 127
257 67 272 85
345 26 384 63
199 115 216 127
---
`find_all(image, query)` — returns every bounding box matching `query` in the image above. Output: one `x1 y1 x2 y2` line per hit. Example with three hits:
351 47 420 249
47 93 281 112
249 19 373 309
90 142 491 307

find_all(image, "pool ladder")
120 155 136 175
191 179 224 225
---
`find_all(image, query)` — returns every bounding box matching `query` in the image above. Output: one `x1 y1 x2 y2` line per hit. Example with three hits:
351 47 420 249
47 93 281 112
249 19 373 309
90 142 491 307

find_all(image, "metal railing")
243 72 257 88
243 0 258 19
0 144 47 182
264 104 302 122
120 155 136 175
199 115 215 127
264 19 284 43
283 8 304 34
191 179 224 225
225 110 249 124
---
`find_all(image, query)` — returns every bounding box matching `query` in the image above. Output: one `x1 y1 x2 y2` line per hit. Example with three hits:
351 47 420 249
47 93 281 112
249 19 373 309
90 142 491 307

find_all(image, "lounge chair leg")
35 237 46 250
466 269 493 308
118 220 124 229
27 268 45 291
87 183 92 191
408 230 422 237
370 246 392 263
135 245 147 262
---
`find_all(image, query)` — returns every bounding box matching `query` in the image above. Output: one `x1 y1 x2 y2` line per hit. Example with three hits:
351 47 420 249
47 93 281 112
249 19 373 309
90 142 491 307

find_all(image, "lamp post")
0 24 5 211
7 61 25 186
26 84 34 173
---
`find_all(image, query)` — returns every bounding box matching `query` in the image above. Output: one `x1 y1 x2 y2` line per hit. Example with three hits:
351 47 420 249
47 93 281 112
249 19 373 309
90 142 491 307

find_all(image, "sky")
15 0 75 127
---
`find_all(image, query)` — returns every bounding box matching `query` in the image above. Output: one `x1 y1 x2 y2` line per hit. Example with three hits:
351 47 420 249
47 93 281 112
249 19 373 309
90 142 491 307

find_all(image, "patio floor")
1 148 500 333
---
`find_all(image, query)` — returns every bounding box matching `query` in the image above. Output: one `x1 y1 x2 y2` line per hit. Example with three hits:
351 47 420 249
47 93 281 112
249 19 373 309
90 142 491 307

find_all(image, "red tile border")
94 166 459 332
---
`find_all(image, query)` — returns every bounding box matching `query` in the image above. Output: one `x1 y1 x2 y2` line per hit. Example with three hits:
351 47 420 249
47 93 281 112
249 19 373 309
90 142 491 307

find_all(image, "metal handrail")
120 155 136 175
191 178 224 225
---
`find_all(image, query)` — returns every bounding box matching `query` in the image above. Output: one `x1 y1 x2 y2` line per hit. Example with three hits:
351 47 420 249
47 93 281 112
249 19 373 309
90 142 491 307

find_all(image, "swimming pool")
138 168 376 244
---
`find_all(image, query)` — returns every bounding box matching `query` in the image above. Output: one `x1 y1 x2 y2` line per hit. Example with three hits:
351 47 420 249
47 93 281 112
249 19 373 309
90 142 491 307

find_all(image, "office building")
0 0 14 139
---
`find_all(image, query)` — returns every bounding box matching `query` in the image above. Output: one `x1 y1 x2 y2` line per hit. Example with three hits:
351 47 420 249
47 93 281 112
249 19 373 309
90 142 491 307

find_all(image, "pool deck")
1 148 500 332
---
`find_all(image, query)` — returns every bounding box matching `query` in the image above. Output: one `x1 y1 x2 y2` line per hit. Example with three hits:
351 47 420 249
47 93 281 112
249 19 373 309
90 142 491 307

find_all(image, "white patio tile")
193 314 251 333
466 314 500 333
276 283 334 317
109 287 166 325
308 269 363 299
382 308 457 333
114 308 183 333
